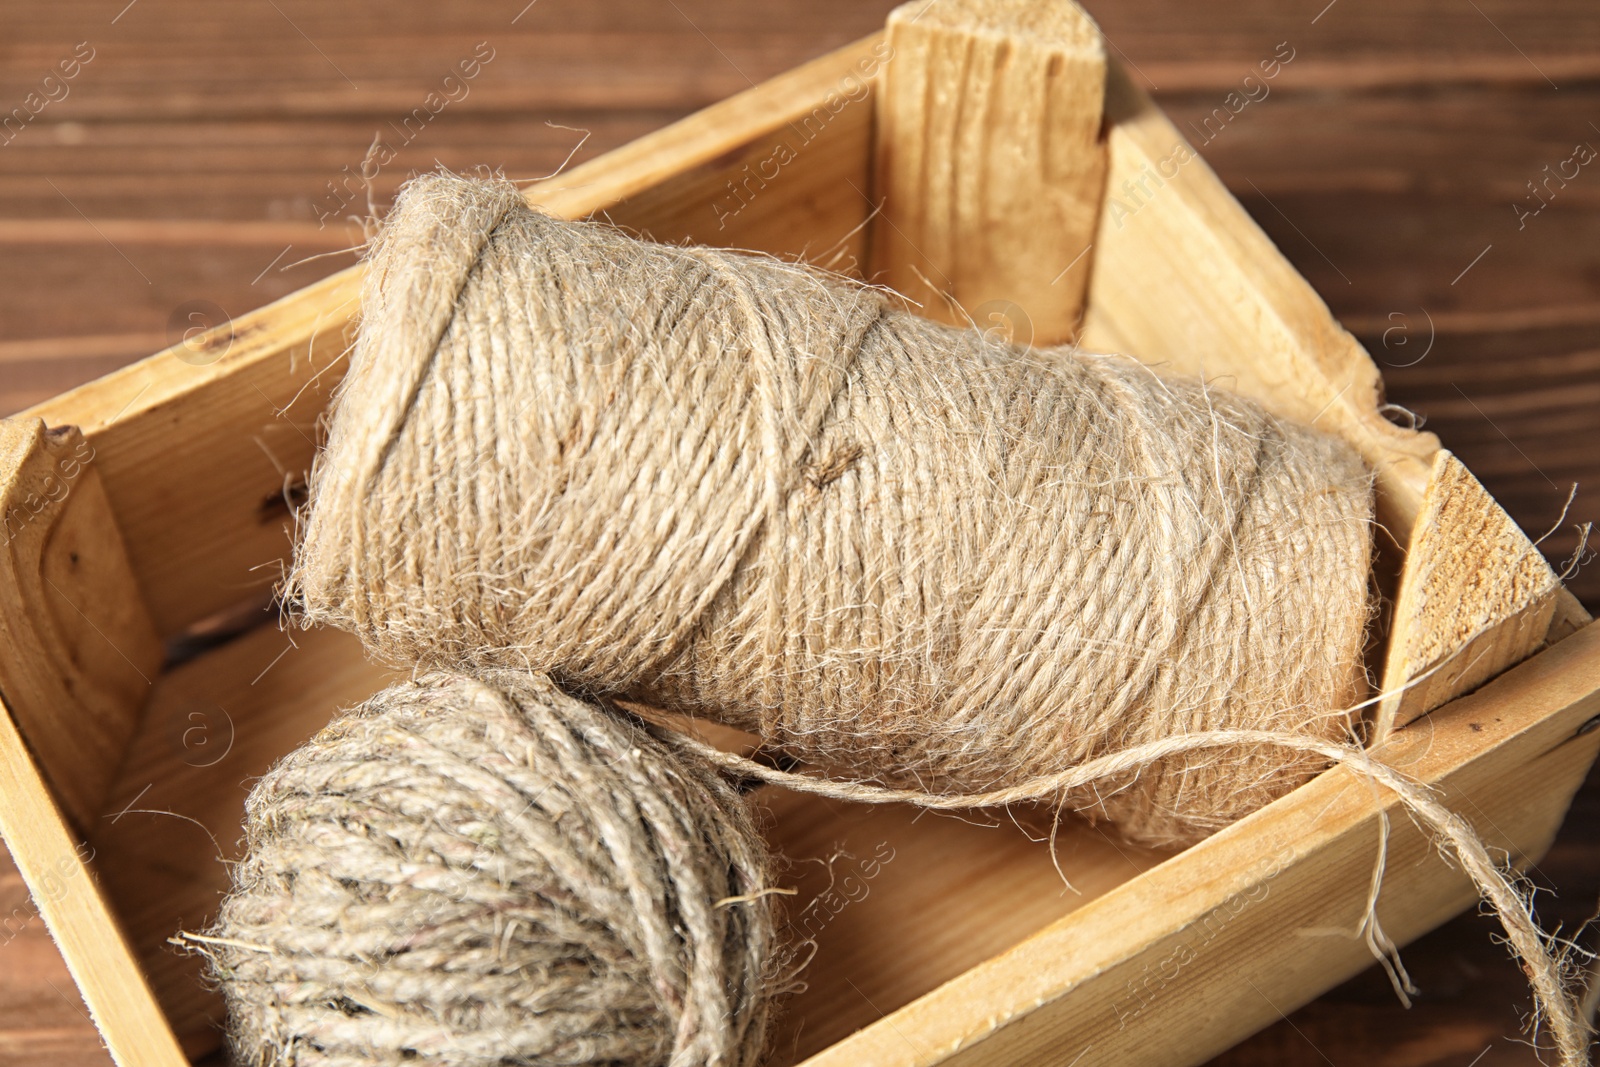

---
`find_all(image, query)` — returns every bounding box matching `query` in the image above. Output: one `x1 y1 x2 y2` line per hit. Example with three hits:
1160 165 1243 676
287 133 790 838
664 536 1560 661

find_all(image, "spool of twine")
293 173 1376 848
189 670 780 1067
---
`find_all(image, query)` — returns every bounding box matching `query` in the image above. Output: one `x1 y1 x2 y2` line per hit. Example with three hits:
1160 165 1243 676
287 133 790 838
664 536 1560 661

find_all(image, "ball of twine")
293 172 1375 848
192 670 780 1067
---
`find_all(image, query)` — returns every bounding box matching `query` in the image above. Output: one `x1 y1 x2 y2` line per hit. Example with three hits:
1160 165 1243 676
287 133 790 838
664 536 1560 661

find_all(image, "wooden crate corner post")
0 417 185 1067
1375 448 1590 739
0 417 163 827
870 0 1108 345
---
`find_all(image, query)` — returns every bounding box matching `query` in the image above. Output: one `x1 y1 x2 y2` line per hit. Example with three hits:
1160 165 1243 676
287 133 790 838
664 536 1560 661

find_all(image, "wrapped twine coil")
293 173 1377 848
195 671 779 1067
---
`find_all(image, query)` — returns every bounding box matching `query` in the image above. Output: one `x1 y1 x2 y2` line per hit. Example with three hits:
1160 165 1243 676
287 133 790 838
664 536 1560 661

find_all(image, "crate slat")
0 419 161 828
869 0 1107 343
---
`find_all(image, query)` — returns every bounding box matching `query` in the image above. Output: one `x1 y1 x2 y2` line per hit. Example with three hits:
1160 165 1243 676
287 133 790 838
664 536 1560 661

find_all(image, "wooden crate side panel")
20 36 882 639
0 692 187 1067
0 419 162 828
595 43 881 266
799 620 1600 1067
1077 63 1577 737
527 34 882 246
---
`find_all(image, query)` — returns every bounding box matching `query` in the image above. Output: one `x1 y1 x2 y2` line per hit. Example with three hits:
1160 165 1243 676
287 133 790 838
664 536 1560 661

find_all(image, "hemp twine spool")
191 670 780 1067
293 173 1377 849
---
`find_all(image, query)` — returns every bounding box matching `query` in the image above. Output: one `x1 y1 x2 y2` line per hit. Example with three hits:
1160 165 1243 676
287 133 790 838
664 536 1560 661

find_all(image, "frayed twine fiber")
190 670 780 1067
293 172 1377 849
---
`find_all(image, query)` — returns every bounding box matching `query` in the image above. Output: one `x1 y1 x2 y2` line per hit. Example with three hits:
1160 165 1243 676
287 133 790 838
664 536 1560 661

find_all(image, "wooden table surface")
2 1 1597 1064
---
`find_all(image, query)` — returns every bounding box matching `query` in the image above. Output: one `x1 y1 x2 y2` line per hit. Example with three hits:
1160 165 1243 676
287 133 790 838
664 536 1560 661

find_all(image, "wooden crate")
2 2 1597 1065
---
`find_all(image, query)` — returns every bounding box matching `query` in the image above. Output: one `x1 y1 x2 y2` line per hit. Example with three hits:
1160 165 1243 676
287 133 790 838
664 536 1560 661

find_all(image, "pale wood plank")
1374 450 1580 738
869 0 1106 343
1078 63 1440 541
19 265 363 637
0 420 161 829
1073 63 1589 740
534 35 881 258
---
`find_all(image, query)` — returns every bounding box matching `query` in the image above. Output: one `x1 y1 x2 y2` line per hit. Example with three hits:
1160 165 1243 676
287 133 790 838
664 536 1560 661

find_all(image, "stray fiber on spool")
188 670 780 1067
293 172 1377 849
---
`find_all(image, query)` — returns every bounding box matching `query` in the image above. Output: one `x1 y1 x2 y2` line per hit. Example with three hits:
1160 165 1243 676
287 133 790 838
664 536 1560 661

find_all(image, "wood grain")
0 420 161 829
869 0 1106 342
1 1 1597 1065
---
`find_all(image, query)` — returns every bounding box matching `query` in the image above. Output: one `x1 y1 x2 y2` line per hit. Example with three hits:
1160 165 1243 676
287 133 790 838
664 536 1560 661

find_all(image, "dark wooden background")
2 1 1597 1064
